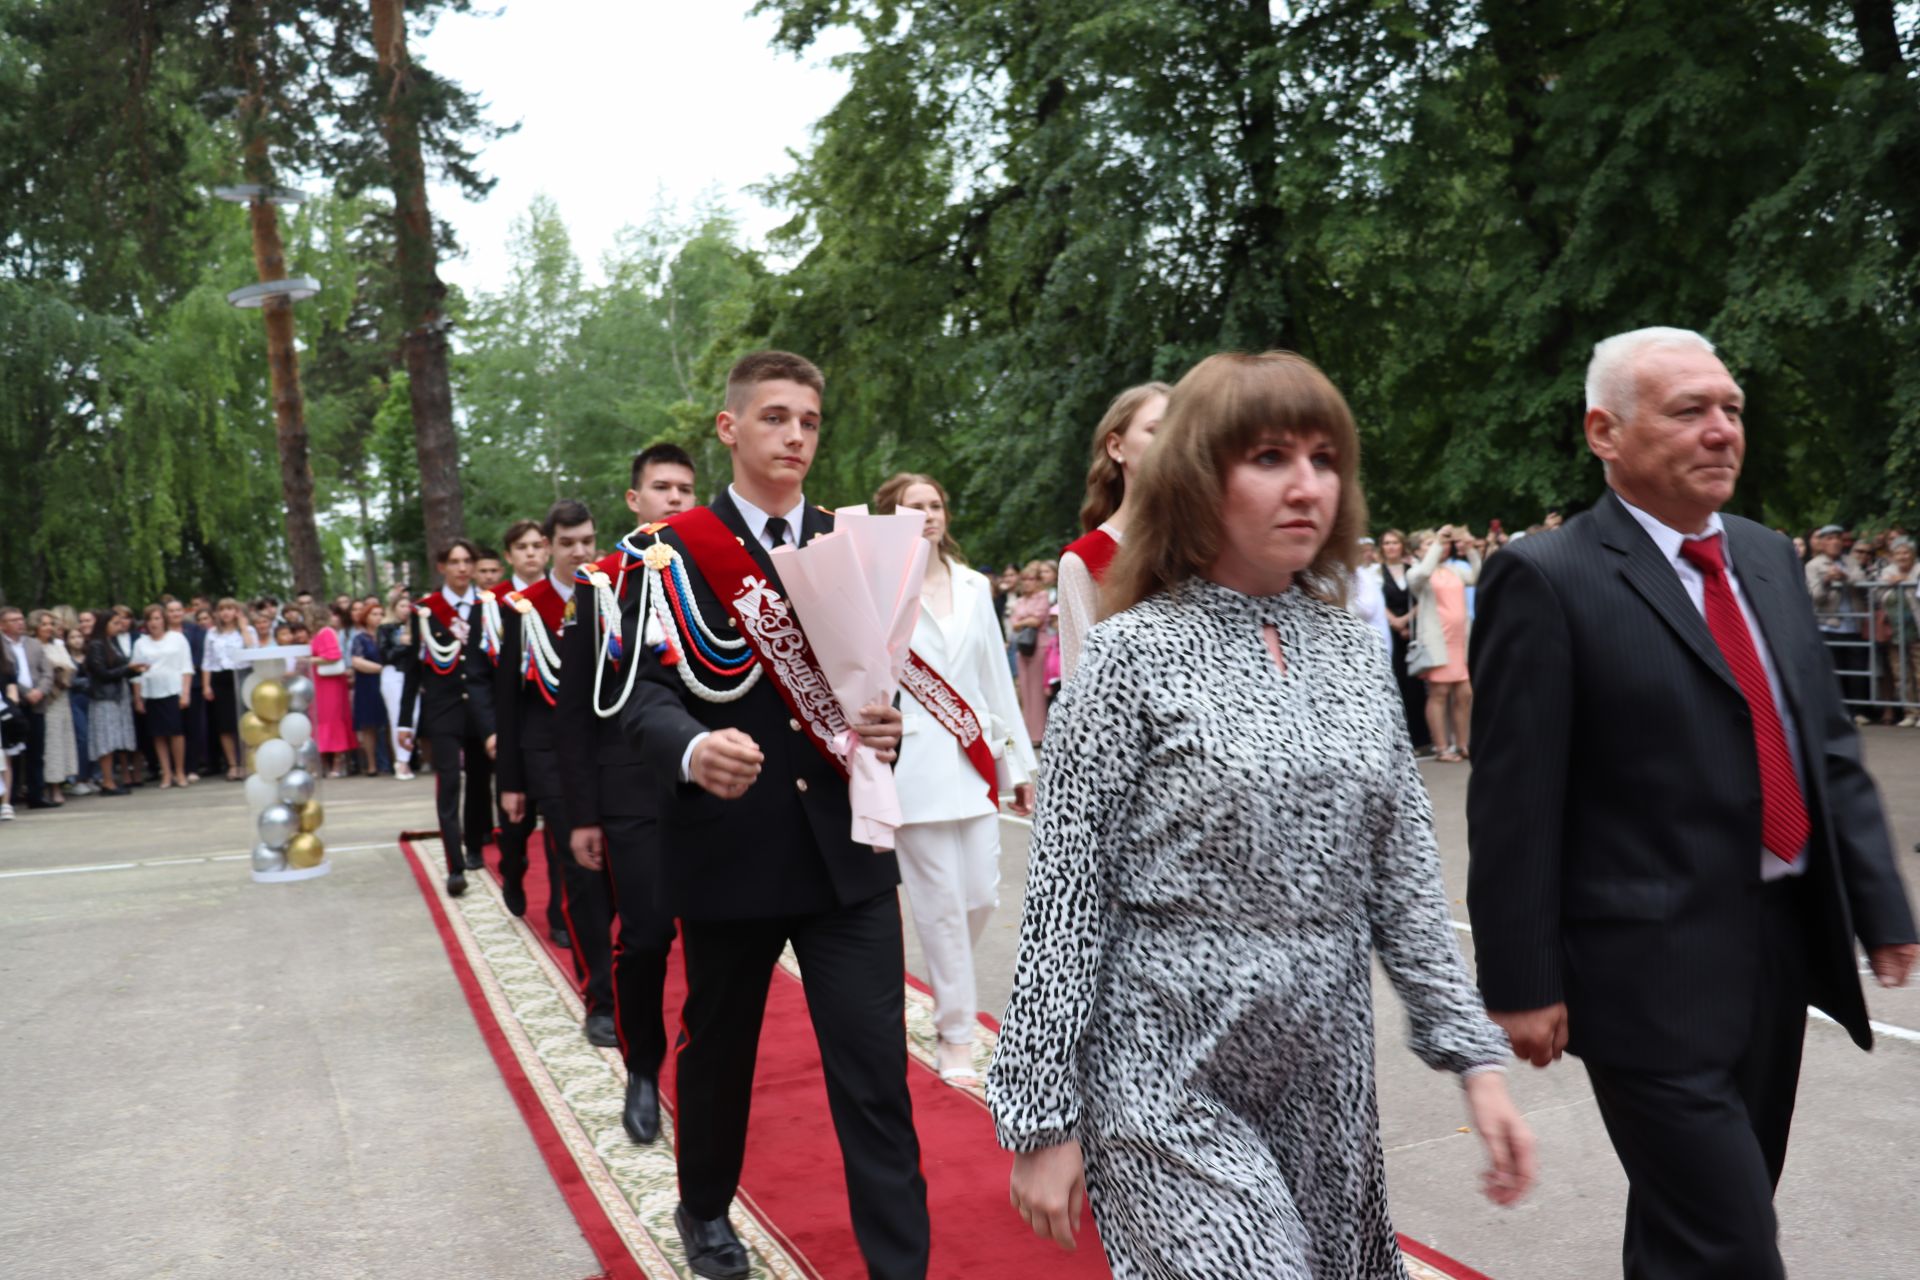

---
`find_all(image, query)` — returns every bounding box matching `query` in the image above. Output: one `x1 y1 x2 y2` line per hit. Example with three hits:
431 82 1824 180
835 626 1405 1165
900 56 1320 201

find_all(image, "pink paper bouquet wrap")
771 507 930 851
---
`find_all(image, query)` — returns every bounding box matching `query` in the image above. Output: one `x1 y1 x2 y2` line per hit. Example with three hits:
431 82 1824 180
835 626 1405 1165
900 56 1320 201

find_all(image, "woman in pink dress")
1006 562 1055 746
1407 526 1480 762
308 601 357 776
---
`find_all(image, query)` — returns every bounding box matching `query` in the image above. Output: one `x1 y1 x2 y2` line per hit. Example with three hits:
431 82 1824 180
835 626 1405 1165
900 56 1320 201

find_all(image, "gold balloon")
286 833 324 869
239 712 273 747
250 680 289 722
298 799 324 832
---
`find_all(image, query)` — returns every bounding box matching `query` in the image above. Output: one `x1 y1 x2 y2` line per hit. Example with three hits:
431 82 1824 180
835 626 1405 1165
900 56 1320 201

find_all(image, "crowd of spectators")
0 586 431 821
982 513 1920 754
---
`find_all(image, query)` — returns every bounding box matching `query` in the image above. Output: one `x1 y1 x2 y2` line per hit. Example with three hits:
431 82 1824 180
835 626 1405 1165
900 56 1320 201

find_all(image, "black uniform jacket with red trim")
615 488 901 922
397 591 496 740
493 575 569 794
554 546 660 829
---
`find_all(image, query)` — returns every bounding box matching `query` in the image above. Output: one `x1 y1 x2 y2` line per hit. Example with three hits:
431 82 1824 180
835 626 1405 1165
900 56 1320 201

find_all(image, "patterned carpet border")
406 832 1485 1280
400 834 818 1280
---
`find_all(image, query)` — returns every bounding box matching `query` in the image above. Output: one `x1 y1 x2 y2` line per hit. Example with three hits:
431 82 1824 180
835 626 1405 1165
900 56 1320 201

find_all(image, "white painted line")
1446 916 1920 1044
0 841 392 879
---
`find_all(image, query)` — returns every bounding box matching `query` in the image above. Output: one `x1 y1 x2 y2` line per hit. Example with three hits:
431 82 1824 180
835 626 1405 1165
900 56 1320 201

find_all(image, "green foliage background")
4 0 1917 606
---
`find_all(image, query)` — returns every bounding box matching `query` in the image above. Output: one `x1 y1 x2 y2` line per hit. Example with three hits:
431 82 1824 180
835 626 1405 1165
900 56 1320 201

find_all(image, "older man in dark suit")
1468 326 1918 1279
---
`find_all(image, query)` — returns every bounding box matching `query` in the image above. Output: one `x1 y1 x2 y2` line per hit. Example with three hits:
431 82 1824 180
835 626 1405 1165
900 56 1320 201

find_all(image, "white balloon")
284 675 316 713
254 738 296 780
278 769 316 806
251 842 287 873
278 712 313 749
244 773 279 812
293 739 321 773
257 803 299 849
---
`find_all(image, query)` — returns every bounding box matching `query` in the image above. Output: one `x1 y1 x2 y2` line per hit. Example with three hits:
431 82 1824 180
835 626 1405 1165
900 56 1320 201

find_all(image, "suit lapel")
1594 492 1740 695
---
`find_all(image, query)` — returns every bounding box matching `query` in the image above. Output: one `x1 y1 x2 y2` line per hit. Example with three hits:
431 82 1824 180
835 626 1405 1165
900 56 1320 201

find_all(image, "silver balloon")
251 842 287 874
284 674 316 713
257 803 299 850
278 769 317 806
292 738 321 773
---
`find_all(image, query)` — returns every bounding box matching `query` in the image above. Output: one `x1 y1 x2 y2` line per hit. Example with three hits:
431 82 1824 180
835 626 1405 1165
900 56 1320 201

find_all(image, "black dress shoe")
445 872 468 898
674 1205 749 1280
623 1072 660 1144
584 1013 619 1048
549 927 571 949
463 848 485 871
501 874 527 918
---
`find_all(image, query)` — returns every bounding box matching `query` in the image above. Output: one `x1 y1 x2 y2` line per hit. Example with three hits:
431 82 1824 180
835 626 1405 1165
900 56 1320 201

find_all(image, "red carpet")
407 827 1497 1279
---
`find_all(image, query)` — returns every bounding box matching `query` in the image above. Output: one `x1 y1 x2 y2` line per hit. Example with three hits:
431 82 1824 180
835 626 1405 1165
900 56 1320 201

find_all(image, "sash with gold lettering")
669 506 852 780
901 650 998 809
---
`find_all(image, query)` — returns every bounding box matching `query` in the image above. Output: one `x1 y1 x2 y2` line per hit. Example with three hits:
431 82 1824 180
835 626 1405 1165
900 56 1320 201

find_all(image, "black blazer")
556 550 658 829
397 599 496 740
83 636 134 704
618 490 902 921
493 588 562 793
1467 491 1916 1071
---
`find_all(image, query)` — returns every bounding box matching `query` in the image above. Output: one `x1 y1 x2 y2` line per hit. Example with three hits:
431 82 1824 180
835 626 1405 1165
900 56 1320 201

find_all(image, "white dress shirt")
1618 497 1807 880
728 484 809 551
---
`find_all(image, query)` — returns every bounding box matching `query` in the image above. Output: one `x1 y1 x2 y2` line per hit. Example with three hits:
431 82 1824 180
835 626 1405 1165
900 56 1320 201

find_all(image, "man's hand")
485 733 497 760
1010 782 1036 818
500 790 525 824
571 824 606 870
1009 1140 1086 1251
1463 1072 1536 1206
398 729 414 753
1490 1002 1569 1068
691 728 763 799
1870 943 1919 989
851 702 903 762
25 687 43 706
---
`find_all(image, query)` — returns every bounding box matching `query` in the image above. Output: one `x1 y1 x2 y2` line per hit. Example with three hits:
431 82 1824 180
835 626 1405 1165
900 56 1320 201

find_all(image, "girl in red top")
1057 381 1170 679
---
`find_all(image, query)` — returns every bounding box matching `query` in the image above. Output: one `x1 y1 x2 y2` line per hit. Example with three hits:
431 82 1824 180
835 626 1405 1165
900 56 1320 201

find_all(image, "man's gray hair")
1585 326 1718 417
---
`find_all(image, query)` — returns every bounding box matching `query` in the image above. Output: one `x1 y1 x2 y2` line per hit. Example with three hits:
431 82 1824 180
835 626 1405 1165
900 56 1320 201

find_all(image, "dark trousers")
677 892 930 1280
21 710 45 804
1584 879 1811 1279
498 792 569 934
604 811 675 1077
426 730 494 877
185 681 210 774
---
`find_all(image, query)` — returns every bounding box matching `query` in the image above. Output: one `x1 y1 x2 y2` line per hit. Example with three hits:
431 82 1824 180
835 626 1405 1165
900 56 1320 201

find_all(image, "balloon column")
244 666 330 882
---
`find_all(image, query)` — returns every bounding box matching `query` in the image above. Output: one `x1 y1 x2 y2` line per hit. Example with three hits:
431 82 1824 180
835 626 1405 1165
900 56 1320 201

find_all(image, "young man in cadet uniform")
399 539 497 897
556 442 699 1144
620 352 929 1280
495 500 618 1047
495 517 571 947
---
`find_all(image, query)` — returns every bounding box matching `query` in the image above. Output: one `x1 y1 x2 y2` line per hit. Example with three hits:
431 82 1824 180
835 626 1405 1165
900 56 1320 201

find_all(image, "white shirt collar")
728 484 808 549
1616 493 1728 567
547 569 576 602
441 584 476 610
511 574 536 592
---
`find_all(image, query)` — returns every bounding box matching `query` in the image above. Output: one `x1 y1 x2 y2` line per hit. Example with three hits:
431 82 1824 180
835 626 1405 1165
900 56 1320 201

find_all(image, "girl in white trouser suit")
878 473 1039 1083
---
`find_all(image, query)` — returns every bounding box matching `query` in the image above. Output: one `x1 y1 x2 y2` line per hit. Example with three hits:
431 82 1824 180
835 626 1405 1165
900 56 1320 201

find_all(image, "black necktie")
764 516 791 549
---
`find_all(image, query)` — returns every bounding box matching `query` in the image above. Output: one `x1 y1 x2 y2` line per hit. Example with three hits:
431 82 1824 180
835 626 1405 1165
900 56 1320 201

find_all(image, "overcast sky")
417 2 857 298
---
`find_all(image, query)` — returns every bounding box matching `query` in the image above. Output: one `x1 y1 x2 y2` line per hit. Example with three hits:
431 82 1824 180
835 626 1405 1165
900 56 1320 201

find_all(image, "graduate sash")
671 506 852 780
901 650 998 809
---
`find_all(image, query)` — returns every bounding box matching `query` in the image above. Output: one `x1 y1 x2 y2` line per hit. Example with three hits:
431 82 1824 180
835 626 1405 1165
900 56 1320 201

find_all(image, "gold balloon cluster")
248 675 326 872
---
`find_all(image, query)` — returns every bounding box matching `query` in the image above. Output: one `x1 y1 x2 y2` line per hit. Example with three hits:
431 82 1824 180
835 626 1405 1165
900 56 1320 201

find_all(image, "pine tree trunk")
372 0 464 563
234 8 326 595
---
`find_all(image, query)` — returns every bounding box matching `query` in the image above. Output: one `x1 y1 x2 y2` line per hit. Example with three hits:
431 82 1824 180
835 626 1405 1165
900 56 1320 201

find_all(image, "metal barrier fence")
1815 580 1920 717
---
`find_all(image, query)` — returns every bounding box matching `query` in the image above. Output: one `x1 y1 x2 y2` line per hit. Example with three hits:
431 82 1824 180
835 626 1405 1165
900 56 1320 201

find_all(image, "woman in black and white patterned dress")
987 352 1533 1278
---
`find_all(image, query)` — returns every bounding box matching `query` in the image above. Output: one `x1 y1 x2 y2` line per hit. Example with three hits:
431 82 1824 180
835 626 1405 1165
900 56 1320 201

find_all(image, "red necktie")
1677 534 1809 864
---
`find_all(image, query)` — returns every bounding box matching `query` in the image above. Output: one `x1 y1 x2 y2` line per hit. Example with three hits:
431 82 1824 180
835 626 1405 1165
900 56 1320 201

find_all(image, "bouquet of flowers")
772 506 930 850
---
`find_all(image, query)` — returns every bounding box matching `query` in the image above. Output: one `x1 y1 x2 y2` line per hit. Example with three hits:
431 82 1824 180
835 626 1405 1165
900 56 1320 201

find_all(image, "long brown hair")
1079 381 1174 533
873 472 966 563
1104 352 1367 617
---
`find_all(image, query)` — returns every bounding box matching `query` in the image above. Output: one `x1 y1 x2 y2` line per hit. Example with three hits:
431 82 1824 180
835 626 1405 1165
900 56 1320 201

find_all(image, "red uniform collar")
419 593 462 630
1063 528 1121 583
503 576 568 634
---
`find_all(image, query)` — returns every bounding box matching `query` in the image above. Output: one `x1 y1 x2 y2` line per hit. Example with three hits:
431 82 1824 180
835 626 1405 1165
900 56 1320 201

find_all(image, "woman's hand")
1464 1071 1535 1206
1010 782 1036 817
1009 1139 1087 1250
134 696 145 714
179 692 189 710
